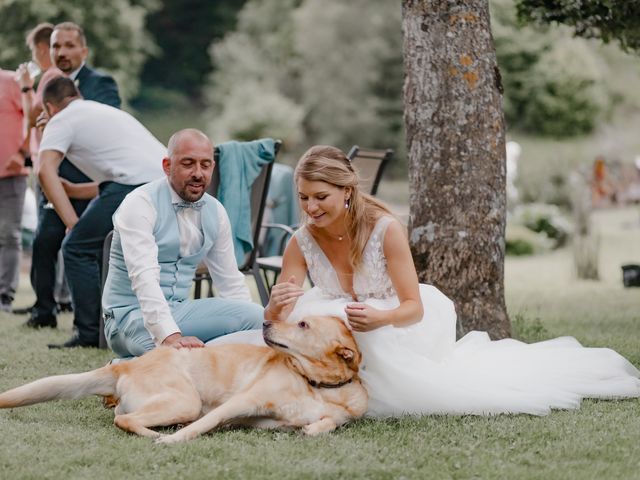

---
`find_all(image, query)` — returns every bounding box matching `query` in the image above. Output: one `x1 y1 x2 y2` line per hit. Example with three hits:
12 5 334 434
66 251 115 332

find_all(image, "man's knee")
241 302 265 330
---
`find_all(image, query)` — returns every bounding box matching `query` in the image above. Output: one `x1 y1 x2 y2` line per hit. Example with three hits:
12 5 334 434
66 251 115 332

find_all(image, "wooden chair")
193 140 281 305
255 145 393 292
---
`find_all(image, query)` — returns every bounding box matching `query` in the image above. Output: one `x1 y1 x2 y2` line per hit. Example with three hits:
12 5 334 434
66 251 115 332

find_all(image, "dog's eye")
298 321 309 329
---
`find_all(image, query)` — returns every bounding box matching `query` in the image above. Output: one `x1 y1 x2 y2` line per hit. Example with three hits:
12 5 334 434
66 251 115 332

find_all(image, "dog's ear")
335 345 359 370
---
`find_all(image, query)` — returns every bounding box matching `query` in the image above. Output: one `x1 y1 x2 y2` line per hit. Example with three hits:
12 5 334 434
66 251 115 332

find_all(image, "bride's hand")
265 276 304 320
345 303 385 332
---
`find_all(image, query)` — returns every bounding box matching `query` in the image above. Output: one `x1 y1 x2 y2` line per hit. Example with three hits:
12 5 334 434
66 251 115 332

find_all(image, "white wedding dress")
211 216 640 416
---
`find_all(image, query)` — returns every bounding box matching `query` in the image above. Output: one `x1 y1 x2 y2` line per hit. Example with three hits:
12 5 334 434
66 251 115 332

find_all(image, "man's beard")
178 180 206 202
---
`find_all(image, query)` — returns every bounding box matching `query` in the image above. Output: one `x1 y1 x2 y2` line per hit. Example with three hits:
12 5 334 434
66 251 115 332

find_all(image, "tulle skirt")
209 285 640 416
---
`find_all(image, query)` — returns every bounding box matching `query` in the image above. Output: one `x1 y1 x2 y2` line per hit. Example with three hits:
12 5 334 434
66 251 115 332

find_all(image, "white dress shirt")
113 179 251 344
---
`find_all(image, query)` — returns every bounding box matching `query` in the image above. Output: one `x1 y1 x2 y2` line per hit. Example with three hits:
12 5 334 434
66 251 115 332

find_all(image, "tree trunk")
402 0 510 339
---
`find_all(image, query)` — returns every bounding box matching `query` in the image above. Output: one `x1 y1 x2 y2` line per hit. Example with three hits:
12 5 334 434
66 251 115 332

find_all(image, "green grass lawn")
1 207 638 479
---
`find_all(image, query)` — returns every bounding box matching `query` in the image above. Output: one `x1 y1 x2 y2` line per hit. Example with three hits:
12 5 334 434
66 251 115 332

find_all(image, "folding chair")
255 145 393 292
346 145 393 196
193 140 281 306
99 230 114 349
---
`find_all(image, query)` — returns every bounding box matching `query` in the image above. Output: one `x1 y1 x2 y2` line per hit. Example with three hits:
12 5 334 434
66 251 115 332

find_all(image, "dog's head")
262 315 361 386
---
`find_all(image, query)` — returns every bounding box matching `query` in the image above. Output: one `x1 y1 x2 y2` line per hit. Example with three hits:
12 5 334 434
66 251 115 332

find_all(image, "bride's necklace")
325 230 347 241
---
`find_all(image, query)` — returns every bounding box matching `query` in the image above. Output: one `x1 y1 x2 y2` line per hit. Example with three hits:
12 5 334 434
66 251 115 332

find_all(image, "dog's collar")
306 377 353 389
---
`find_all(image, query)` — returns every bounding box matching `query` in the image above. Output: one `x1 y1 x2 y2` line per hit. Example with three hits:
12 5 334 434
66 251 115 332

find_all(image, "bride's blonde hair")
295 145 393 270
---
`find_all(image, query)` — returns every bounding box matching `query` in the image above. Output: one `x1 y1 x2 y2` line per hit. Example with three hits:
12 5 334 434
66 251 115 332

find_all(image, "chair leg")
194 278 202 299
99 312 107 349
252 263 270 307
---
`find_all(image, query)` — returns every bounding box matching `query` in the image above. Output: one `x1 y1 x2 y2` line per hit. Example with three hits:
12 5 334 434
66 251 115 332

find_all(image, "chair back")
209 140 281 271
347 146 393 196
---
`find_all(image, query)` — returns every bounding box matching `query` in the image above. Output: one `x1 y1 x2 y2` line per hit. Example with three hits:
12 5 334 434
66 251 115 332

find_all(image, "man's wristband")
21 86 33 93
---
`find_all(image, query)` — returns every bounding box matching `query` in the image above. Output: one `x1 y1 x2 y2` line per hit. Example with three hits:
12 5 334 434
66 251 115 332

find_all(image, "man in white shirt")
38 76 165 348
102 128 263 357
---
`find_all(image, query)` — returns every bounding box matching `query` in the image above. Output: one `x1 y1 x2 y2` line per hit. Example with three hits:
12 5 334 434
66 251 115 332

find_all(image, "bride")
217 145 640 416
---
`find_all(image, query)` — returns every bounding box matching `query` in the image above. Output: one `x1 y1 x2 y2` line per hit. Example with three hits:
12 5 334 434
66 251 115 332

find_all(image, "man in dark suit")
26 22 122 347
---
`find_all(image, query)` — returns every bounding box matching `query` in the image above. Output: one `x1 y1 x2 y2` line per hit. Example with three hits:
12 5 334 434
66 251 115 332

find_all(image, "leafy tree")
206 0 405 167
206 0 304 146
492 0 611 137
0 0 159 100
516 0 640 52
140 0 248 99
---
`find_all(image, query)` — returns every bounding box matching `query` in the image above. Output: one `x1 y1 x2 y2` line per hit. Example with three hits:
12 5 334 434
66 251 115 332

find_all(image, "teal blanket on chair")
217 139 275 266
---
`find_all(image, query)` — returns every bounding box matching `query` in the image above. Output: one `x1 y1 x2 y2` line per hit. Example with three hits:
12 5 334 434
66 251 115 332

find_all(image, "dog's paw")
154 429 199 444
302 420 336 436
154 433 182 445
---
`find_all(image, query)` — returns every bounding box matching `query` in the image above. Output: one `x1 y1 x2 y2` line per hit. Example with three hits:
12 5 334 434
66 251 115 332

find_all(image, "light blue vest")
102 179 219 323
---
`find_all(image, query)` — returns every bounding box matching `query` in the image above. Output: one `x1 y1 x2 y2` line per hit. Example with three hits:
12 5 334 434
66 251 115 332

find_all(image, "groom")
102 129 263 357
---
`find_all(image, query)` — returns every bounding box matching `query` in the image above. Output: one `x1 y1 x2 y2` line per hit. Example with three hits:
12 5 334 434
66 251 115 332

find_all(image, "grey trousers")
0 175 27 300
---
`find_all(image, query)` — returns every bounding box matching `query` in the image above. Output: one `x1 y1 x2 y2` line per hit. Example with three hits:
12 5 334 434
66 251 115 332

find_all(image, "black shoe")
12 304 35 315
25 313 57 329
48 334 98 349
0 294 12 313
56 302 73 313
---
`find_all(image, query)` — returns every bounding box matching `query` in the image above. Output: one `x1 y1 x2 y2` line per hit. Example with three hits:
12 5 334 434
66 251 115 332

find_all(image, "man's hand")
35 111 49 131
15 63 34 90
161 333 205 349
60 179 99 200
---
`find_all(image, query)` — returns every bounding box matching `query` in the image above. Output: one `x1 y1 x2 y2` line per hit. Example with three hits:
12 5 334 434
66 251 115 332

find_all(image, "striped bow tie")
173 200 204 211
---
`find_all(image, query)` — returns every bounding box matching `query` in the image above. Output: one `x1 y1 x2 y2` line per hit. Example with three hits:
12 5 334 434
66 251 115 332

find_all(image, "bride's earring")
345 198 350 209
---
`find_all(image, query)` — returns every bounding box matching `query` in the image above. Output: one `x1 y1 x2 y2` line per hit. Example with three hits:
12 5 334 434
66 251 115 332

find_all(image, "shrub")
512 203 573 248
505 222 553 255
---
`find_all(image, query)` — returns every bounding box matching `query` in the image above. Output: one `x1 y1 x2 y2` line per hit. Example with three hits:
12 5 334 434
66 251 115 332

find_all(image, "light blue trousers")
106 297 263 358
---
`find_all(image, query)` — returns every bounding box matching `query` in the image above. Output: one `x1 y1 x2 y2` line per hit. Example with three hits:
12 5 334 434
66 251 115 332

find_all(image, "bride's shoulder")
373 215 403 236
375 216 408 247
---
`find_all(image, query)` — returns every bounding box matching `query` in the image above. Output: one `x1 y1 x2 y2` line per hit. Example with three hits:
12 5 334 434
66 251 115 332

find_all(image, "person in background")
15 21 121 329
14 22 71 319
0 69 29 312
38 76 163 348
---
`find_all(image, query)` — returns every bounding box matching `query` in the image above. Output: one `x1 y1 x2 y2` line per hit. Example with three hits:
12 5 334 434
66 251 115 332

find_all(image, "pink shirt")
0 69 27 179
29 67 64 168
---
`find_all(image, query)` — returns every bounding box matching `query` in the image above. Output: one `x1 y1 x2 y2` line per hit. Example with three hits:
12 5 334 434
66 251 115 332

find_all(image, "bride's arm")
264 237 308 321
347 221 423 330
383 220 424 326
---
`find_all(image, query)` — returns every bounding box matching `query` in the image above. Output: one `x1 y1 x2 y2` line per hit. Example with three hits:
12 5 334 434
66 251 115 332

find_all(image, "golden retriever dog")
0 315 367 444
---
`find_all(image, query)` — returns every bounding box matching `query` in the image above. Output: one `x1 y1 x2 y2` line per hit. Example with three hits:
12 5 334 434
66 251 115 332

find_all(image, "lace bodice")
295 216 396 301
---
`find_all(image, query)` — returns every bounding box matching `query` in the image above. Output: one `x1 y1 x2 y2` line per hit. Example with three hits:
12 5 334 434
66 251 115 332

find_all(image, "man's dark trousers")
30 161 90 319
62 182 140 345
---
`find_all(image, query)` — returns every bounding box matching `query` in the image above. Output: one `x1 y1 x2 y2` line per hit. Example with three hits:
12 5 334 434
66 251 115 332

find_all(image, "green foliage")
206 0 405 171
512 203 572 248
140 0 248 98
491 0 612 137
511 313 550 342
505 223 553 256
521 37 610 136
516 0 640 53
505 237 535 256
0 0 159 100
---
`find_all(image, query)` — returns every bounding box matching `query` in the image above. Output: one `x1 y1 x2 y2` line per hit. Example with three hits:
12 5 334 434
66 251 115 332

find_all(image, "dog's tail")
0 366 117 408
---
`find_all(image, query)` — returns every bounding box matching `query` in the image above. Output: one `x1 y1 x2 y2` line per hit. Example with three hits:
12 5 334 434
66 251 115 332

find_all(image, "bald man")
102 128 263 358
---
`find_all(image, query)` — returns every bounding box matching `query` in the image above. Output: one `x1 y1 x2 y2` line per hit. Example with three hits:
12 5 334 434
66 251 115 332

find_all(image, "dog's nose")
263 321 272 329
